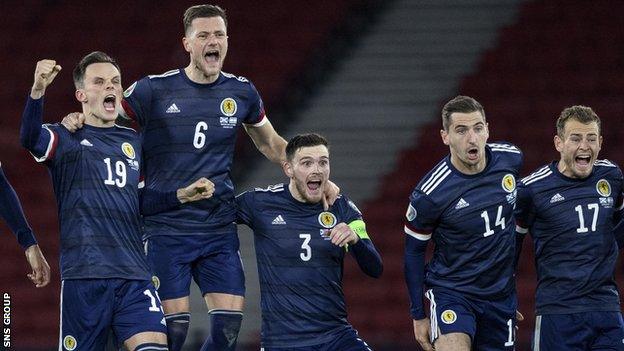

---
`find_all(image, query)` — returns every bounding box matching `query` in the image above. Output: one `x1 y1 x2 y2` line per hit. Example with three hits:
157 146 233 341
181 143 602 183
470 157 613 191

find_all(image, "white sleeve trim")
404 225 431 241
31 126 55 163
245 115 268 128
515 225 529 234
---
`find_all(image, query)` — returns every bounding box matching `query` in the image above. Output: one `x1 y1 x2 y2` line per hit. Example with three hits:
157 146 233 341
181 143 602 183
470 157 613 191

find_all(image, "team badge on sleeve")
502 174 516 193
318 212 337 228
596 179 611 197
123 81 137 98
220 98 237 116
406 204 417 221
63 335 77 350
121 142 136 160
441 310 457 324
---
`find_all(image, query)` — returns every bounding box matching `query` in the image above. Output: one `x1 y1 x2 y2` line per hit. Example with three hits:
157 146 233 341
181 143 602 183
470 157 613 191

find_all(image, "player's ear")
282 161 293 178
440 129 449 145
75 89 87 103
182 36 191 53
554 134 563 152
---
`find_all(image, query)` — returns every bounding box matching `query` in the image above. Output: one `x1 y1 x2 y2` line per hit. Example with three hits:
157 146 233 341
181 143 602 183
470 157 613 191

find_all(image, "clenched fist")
31 59 62 98
177 177 215 204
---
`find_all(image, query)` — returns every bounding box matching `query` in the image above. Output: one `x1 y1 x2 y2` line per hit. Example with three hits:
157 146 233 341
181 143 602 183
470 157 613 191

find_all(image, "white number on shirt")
103 158 127 188
481 205 505 237
193 121 208 149
143 289 163 313
575 203 599 233
504 318 514 346
299 233 312 261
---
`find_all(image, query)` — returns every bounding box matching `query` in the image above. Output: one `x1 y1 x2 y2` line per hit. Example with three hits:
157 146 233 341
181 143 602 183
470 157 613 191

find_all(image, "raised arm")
243 120 287 164
20 60 61 156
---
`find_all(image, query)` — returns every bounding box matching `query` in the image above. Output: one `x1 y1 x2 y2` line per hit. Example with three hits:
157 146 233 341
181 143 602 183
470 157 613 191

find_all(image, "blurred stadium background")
2 0 624 349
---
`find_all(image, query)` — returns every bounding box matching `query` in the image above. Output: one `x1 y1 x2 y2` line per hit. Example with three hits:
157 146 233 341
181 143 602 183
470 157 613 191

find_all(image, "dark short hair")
183 4 227 35
441 95 486 130
72 51 120 88
556 105 601 137
286 133 329 161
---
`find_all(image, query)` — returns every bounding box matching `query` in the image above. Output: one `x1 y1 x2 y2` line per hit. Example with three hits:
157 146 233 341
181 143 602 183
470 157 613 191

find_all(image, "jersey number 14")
481 205 505 237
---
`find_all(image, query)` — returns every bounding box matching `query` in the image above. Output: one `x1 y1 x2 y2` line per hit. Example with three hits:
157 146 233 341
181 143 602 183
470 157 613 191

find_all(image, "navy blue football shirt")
516 160 623 314
122 69 266 237
236 184 378 348
22 96 150 280
405 143 522 317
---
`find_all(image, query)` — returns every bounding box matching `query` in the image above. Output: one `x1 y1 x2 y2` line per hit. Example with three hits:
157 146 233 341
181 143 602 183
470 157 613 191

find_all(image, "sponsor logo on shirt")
220 116 237 129
271 215 286 225
166 103 181 114
550 193 565 203
455 198 470 210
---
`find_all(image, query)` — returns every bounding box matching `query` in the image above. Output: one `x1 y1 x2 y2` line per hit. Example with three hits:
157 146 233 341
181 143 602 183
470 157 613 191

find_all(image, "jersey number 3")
300 233 312 261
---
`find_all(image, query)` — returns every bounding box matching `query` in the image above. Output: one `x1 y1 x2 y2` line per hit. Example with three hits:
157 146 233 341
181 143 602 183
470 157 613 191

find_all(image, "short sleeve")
514 181 536 232
122 77 152 126
404 189 441 241
235 191 256 226
243 81 266 126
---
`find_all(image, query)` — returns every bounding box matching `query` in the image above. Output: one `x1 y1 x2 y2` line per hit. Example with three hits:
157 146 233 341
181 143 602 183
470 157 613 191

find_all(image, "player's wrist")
30 87 46 99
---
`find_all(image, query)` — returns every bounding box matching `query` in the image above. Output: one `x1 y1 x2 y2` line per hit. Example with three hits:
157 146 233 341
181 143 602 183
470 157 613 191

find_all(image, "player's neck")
184 65 219 84
450 155 487 175
83 110 116 128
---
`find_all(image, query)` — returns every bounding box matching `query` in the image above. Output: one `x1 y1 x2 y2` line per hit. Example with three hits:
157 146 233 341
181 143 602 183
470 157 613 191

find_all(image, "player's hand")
328 222 358 247
61 112 85 133
177 177 215 204
321 180 340 211
31 59 61 98
24 244 51 288
516 310 524 322
413 318 434 351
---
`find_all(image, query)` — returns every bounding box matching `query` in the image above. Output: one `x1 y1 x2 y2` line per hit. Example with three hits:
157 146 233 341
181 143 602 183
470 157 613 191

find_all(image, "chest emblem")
220 98 237 117
502 174 516 193
318 211 337 228
121 142 136 160
596 179 611 197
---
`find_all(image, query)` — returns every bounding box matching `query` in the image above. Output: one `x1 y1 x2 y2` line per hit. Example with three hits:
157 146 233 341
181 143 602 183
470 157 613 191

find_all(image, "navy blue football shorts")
260 327 372 351
533 311 624 351
425 287 517 350
145 232 245 300
59 278 166 351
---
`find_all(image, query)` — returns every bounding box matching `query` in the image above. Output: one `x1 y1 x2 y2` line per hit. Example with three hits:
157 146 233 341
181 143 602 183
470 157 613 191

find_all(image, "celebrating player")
20 53 168 351
0 163 50 288
515 106 624 350
404 96 522 351
61 4 338 350
235 133 382 350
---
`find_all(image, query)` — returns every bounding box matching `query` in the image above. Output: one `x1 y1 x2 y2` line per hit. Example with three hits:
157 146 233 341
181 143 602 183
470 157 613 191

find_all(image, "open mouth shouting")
307 179 323 193
574 154 592 170
204 49 220 63
467 147 479 161
103 94 117 113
